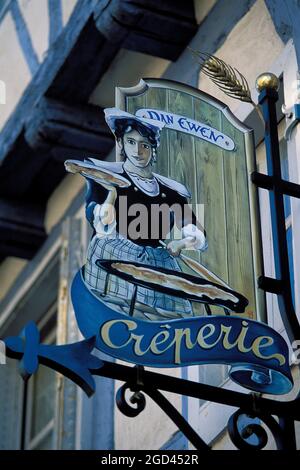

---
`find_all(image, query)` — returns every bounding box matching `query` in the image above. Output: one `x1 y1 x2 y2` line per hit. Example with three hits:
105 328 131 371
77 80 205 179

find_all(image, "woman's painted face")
121 129 153 168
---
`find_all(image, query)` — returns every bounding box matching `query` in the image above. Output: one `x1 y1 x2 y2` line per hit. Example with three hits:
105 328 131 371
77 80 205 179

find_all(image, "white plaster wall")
61 0 77 26
19 0 49 62
0 11 31 129
18 0 78 61
114 362 182 450
198 0 284 114
89 49 170 109
0 0 78 131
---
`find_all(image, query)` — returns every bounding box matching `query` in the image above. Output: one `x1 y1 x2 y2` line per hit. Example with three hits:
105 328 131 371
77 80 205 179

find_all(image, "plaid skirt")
84 234 192 318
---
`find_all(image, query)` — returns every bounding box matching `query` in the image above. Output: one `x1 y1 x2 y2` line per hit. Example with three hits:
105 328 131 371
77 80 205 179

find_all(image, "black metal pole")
258 86 300 450
258 87 300 342
278 417 297 450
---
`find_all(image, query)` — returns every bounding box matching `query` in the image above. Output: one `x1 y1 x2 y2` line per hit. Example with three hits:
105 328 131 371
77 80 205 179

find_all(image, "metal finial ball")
255 73 280 93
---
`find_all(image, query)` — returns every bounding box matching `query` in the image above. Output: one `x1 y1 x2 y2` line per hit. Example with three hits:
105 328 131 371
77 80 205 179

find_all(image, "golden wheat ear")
190 49 253 103
190 49 264 122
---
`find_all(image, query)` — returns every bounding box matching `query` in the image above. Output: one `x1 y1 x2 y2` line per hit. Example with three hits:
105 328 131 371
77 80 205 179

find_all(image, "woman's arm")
85 179 117 236
99 186 117 225
167 196 207 256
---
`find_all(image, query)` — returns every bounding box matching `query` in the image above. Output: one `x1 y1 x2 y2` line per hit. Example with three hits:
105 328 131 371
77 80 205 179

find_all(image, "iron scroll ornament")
4 322 300 450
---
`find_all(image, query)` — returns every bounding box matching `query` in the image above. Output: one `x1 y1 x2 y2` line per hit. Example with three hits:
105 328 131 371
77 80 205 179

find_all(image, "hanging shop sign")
62 79 293 395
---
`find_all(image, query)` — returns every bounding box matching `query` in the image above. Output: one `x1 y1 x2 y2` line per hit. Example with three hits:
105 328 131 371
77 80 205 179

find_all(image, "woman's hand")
166 239 186 257
99 201 116 226
93 203 116 236
166 236 199 257
182 225 207 251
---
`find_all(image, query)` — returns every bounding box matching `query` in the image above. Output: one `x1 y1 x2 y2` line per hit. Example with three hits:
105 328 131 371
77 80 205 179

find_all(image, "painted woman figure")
79 108 208 320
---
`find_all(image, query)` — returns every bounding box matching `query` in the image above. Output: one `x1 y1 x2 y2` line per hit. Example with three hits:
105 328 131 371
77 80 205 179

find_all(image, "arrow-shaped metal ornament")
4 321 103 397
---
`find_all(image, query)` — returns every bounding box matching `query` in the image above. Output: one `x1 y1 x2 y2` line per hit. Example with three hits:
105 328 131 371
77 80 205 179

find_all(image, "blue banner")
71 270 293 395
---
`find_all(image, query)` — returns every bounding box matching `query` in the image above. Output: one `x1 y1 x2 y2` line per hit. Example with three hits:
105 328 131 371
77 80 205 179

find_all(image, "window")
23 305 57 450
198 364 228 408
0 246 60 450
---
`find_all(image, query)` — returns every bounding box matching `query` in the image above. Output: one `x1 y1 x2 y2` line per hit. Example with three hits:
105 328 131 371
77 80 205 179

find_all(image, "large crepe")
65 159 131 188
111 262 239 304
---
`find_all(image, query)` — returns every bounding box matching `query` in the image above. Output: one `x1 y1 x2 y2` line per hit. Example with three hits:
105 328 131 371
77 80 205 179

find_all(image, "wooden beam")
47 1 197 101
23 98 113 199
25 97 114 155
0 98 113 201
0 135 47 198
94 0 197 61
0 198 46 260
46 17 120 103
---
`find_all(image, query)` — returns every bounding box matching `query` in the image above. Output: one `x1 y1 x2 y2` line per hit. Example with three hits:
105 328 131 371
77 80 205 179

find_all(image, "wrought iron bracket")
4 323 300 450
257 88 300 342
251 171 300 198
258 276 284 294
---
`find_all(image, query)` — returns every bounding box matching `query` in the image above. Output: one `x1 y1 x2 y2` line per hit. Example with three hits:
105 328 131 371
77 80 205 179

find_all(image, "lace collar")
124 168 160 196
